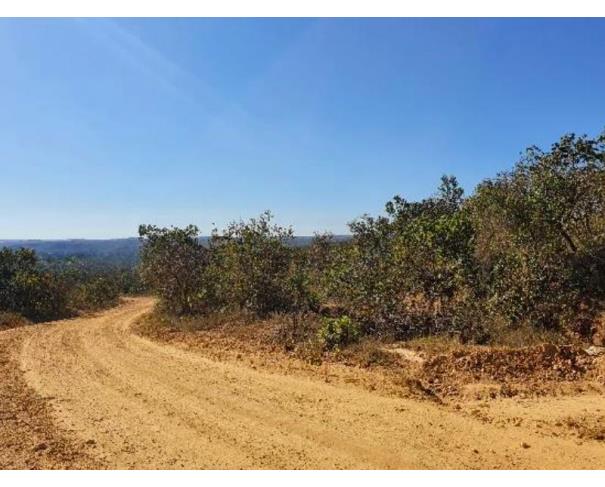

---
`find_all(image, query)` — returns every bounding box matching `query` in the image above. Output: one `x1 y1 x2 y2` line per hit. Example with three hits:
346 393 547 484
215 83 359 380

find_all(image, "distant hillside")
0 238 141 266
0 235 351 265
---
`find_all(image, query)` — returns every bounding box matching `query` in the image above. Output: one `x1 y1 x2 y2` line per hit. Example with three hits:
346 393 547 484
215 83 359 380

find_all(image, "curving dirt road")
4 297 604 468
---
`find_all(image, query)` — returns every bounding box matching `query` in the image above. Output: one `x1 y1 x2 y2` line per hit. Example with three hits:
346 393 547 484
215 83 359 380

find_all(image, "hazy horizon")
0 234 352 241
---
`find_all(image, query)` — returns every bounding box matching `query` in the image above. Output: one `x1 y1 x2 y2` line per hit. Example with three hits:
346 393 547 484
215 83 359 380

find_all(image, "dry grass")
0 311 31 331
400 335 464 355
334 339 399 368
399 322 576 354
484 321 577 348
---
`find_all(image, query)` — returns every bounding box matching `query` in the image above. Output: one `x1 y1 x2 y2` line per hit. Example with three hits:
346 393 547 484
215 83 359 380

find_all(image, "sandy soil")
1 297 604 469
0 327 101 468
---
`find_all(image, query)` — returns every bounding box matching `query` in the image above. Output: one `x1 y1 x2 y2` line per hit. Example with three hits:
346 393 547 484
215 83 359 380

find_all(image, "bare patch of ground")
451 394 605 445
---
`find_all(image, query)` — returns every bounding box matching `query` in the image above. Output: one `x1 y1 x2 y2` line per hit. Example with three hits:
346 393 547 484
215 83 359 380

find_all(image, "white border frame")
1 0 605 17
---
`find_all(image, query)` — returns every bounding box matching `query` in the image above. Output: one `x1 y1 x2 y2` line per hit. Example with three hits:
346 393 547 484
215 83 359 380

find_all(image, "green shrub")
320 176 477 339
208 211 316 316
317 315 361 350
139 212 317 318
138 224 209 315
70 276 120 312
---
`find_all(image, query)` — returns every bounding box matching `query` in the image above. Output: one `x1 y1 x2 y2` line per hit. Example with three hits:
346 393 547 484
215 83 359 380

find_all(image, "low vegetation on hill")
138 131 605 354
0 248 142 327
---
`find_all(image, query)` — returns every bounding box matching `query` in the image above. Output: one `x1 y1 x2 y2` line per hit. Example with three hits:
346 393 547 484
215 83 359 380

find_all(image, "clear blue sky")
1 18 604 238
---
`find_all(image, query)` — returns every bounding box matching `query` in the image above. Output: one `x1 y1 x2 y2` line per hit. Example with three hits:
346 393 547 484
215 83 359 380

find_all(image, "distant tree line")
139 131 605 345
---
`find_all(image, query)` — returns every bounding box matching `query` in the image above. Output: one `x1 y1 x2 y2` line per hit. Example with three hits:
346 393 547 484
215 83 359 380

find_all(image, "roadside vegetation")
0 248 142 328
139 131 605 359
2 130 604 358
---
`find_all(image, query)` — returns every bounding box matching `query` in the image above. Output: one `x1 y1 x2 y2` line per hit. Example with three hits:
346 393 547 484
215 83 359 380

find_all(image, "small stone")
521 442 531 449
585 346 605 357
32 442 47 452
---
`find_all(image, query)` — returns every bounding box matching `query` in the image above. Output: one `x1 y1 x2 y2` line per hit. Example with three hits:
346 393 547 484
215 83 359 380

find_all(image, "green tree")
324 176 476 338
138 224 209 315
209 211 316 316
470 131 605 332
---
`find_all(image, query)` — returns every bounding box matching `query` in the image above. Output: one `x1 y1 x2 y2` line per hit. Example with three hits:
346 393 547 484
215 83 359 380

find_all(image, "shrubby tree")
138 224 209 315
139 213 317 317
69 276 120 312
319 132 605 341
306 232 339 303
208 211 316 316
322 176 477 339
470 131 605 332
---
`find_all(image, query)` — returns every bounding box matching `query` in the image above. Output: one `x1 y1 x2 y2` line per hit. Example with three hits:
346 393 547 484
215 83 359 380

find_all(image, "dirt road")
2 297 604 468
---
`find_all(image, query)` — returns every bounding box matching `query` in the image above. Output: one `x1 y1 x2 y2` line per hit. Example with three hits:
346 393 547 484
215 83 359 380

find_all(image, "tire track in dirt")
15 298 605 469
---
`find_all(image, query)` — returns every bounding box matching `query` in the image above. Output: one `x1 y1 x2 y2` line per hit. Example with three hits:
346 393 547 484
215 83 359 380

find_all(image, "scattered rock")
585 346 605 357
32 442 48 452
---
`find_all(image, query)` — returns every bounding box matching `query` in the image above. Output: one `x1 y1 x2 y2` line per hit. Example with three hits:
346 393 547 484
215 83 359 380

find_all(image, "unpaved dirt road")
2 297 604 468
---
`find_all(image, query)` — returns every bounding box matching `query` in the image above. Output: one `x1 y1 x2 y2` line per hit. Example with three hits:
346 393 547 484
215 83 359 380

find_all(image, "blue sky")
1 18 604 238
